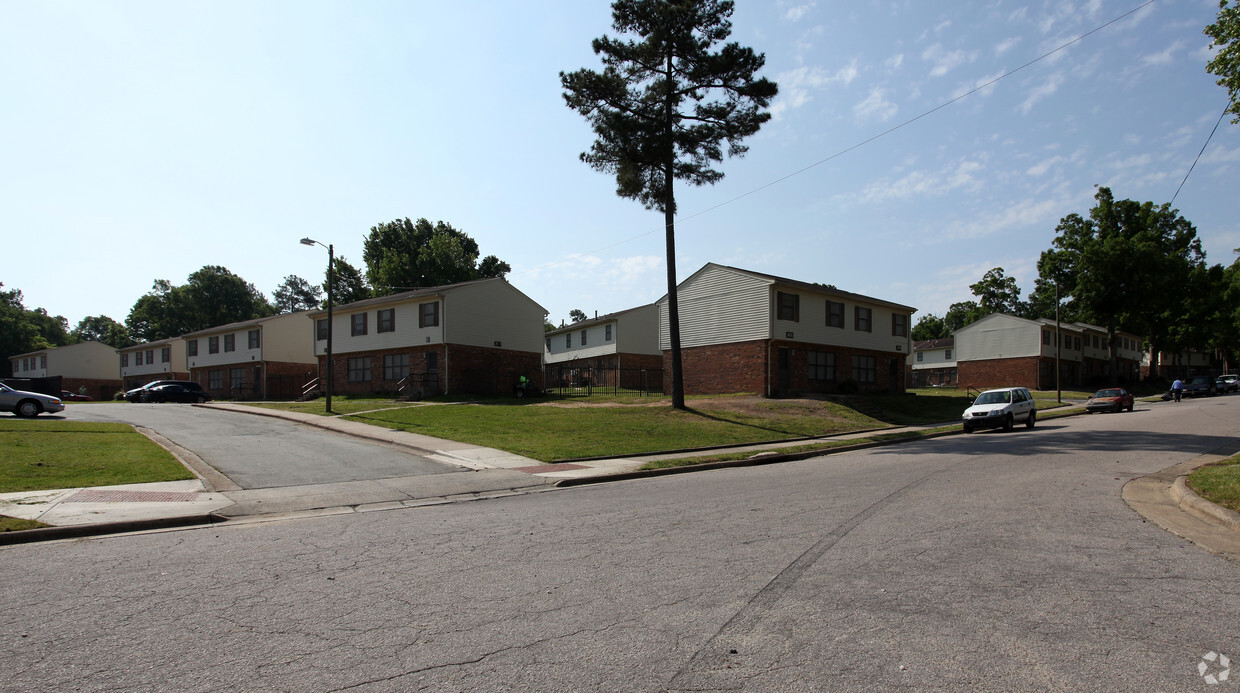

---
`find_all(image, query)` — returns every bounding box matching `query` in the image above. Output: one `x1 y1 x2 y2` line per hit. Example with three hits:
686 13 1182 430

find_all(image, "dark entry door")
889 359 900 392
778 348 791 393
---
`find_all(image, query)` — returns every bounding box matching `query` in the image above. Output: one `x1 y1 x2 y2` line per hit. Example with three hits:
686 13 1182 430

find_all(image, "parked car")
144 382 211 404
1182 375 1217 398
1085 387 1134 413
962 386 1037 433
123 380 204 403
1217 374 1238 394
0 382 65 418
60 390 93 402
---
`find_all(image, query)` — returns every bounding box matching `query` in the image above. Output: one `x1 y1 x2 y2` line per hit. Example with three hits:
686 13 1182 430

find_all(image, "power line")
1170 102 1230 206
513 0 1156 278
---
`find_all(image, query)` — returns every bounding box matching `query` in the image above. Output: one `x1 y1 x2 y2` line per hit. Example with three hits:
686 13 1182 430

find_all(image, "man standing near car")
1171 378 1184 402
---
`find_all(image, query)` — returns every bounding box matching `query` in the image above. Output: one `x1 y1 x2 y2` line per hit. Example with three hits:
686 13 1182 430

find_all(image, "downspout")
441 295 448 396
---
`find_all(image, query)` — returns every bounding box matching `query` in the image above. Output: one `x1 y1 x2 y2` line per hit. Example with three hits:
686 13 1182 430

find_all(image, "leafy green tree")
1206 0 1240 123
911 314 948 341
943 301 985 333
326 256 373 306
569 309 588 323
361 218 510 297
126 267 274 342
273 275 323 313
969 268 1027 316
561 0 777 408
0 284 73 376
71 315 134 348
1037 187 1205 380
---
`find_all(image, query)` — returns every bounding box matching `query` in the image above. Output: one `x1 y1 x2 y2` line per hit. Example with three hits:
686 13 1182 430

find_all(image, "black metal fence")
541 365 663 397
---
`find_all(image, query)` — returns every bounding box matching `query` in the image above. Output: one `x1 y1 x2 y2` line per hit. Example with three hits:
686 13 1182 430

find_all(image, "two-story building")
908 338 956 388
181 311 317 400
117 338 190 391
1076 322 1143 385
655 263 916 396
8 341 122 400
955 314 1085 390
308 278 547 398
544 304 662 390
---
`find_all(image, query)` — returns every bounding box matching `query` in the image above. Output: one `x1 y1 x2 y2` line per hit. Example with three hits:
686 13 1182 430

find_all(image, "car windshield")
975 391 1012 405
0 383 12 393
1094 389 1122 398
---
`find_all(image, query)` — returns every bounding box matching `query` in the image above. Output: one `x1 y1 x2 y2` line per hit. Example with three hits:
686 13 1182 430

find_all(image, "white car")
962 386 1036 433
0 382 65 418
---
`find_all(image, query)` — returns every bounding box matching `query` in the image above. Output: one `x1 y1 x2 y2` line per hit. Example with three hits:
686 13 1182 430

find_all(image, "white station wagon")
962 386 1036 433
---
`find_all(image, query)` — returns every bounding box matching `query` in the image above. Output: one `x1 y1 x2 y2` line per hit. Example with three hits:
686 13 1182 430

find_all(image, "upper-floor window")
605 324 612 341
916 352 924 363
121 353 129 367
316 320 328 341
161 347 171 363
135 351 143 366
248 329 260 349
208 336 219 354
892 314 907 338
419 302 439 328
223 334 235 352
826 301 845 328
1042 330 1051 345
854 307 872 333
581 329 587 346
566 333 572 349
377 309 395 333
945 349 952 360
40 355 47 369
187 340 198 357
146 349 154 363
352 313 368 336
777 291 799 322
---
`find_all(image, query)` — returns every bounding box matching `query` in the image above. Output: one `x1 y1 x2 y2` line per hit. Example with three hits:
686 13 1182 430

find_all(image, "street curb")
198 403 442 457
1172 475 1240 531
0 513 228 546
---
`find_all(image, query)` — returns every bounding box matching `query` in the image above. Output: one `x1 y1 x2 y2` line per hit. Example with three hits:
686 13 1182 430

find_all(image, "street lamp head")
300 237 317 247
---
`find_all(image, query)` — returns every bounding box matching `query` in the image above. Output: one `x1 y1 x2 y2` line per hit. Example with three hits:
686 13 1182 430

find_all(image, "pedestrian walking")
1171 378 1184 402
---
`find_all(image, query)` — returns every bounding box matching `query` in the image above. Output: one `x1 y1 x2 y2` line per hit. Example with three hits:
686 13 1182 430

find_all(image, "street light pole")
300 237 334 413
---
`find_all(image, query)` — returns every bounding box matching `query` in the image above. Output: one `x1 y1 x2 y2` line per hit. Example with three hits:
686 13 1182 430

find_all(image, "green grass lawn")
0 419 193 493
1187 455 1240 513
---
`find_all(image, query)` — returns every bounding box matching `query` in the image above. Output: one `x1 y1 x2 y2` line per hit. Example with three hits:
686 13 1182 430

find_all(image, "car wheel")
1003 414 1014 432
1026 411 1036 429
963 424 974 434
16 400 41 418
1127 402 1134 412
196 395 207 403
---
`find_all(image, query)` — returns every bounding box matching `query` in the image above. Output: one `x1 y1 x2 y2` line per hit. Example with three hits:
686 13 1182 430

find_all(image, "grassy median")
1187 455 1240 513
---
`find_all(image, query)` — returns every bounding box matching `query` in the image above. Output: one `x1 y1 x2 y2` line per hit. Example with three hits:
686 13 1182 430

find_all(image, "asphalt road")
69 402 462 488
2 396 1238 691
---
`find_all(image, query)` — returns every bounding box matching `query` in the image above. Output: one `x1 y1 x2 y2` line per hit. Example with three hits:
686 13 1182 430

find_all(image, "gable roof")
661 263 917 313
307 277 547 318
913 338 954 350
545 304 654 336
180 310 313 339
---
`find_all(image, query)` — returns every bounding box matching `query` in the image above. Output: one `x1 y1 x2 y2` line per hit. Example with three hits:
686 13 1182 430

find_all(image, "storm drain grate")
65 490 200 503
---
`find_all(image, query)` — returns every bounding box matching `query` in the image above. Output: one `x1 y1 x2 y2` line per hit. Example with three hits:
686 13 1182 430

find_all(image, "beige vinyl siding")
910 349 955 369
260 312 317 363
25 342 121 379
443 280 546 353
659 265 770 350
321 301 444 356
614 304 660 355
546 321 619 364
772 291 911 353
119 340 187 379
956 314 1042 361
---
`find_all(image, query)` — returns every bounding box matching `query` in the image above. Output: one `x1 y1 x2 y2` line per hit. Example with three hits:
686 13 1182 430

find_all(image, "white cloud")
853 86 898 123
1017 73 1063 115
922 43 977 78
1026 155 1066 177
1141 41 1183 67
771 61 859 117
784 3 815 22
885 53 904 71
994 36 1021 56
946 196 1071 241
953 70 1006 99
857 158 985 204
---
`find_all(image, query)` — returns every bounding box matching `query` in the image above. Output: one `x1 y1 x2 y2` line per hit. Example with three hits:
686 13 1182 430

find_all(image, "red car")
60 390 94 402
1085 387 1134 413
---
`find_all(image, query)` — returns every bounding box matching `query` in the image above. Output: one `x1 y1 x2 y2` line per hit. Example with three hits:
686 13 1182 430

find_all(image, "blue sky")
3 0 1238 331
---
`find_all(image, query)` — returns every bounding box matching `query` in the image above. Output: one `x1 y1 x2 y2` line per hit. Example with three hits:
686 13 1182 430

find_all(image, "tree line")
912 187 1240 379
0 218 508 376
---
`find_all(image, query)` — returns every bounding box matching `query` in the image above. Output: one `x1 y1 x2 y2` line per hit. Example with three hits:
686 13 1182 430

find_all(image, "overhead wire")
511 0 1157 278
1170 101 1230 206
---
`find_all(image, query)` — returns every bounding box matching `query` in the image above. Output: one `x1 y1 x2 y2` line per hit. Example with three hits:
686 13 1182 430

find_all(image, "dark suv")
1182 375 1217 398
123 380 208 403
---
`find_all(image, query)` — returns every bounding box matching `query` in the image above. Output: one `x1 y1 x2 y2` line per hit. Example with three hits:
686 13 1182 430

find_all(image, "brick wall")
446 344 542 396
60 377 123 402
958 356 1041 391
319 344 540 398
665 340 768 395
322 345 446 398
664 339 907 396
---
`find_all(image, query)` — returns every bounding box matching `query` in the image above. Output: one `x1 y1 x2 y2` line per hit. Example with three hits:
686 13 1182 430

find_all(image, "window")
852 355 876 382
581 329 588 346
208 370 223 389
809 351 834 381
377 308 395 333
426 352 438 372
916 352 924 363
135 351 143 366
161 347 170 363
854 307 872 333
248 329 260 349
229 367 245 389
209 336 219 354
945 349 952 360
347 357 371 382
224 334 235 352
892 314 907 337
1093 336 1100 349
383 354 409 380
546 338 551 352
1074 337 1080 351
419 302 439 328
187 340 198 357
1043 330 1051 346
777 291 800 322
566 333 572 349
605 324 612 341
316 320 328 341
351 313 367 336
826 301 845 328
40 355 47 369
121 353 129 367
146 349 154 364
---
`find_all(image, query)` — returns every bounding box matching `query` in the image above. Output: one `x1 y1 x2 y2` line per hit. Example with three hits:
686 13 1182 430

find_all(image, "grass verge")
1187 455 1240 513
0 419 193 493
1 516 49 532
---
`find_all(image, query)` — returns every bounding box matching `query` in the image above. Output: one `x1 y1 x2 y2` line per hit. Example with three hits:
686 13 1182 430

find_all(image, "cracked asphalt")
1 396 1238 691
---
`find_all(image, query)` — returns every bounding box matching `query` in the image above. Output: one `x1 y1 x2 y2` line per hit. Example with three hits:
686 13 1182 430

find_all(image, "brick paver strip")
511 463 587 474
65 490 199 503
